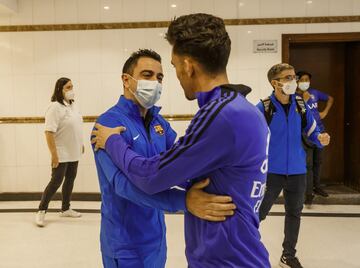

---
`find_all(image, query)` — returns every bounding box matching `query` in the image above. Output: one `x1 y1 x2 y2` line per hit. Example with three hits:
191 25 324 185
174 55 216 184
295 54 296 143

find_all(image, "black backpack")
261 96 314 147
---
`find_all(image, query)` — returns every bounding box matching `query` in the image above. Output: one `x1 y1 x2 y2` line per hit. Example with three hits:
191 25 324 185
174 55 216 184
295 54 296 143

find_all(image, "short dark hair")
267 63 294 82
296 71 312 80
122 49 162 75
51 77 71 105
165 13 231 74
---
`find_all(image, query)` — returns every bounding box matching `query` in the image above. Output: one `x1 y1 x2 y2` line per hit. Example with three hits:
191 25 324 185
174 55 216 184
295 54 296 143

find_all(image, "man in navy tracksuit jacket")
93 49 236 268
92 14 271 268
256 63 330 268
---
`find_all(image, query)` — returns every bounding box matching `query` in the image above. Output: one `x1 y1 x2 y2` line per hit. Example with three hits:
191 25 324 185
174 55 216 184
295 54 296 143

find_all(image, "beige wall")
0 0 359 193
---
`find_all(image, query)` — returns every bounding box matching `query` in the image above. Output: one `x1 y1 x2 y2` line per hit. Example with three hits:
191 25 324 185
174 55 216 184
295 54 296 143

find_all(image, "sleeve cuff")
178 190 187 212
44 127 57 132
312 133 323 148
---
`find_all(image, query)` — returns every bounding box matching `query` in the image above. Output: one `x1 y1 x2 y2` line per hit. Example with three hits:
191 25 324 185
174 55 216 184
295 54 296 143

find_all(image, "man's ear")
122 74 130 89
183 58 194 78
272 80 285 93
270 79 277 88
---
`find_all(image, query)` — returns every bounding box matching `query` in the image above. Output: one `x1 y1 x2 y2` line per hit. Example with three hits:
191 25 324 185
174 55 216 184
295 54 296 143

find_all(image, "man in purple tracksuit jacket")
296 71 334 205
92 14 271 267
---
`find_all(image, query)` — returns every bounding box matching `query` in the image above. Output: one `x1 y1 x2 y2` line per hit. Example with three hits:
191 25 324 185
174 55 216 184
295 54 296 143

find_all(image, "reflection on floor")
0 202 359 268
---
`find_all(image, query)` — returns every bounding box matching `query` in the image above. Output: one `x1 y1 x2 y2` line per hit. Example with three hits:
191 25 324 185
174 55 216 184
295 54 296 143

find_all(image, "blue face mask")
127 75 162 109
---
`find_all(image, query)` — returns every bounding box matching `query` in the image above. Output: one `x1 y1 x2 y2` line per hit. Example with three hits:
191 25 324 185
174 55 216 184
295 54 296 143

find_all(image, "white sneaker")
60 209 82 218
35 210 46 227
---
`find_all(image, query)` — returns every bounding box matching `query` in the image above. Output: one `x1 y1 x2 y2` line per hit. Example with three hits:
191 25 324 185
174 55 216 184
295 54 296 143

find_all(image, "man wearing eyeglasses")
256 63 330 268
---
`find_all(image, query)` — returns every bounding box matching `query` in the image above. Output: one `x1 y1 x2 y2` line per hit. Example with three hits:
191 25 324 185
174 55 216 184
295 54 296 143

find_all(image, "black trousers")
259 173 306 258
39 161 79 211
305 146 323 195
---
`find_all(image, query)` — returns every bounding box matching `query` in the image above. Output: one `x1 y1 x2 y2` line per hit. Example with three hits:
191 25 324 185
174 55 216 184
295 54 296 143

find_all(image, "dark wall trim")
0 16 359 32
1 192 359 205
0 208 360 218
0 208 101 213
0 114 194 124
0 192 101 201
270 212 360 218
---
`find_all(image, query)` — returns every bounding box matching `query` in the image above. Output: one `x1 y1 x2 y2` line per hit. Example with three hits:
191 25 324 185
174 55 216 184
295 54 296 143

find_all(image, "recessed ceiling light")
239 2 244 7
171 4 177 8
247 30 252 34
104 6 110 10
306 0 313 4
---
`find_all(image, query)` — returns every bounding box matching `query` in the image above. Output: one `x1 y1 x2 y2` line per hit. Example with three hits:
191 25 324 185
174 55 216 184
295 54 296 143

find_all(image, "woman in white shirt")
36 77 84 227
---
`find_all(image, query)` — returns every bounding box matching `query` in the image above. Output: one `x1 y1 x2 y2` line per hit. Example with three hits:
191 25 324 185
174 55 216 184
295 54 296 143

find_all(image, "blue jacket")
256 93 322 175
92 96 186 263
103 85 271 268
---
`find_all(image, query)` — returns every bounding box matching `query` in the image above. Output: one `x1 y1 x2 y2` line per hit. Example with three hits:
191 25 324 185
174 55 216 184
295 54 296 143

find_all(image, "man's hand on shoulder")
91 123 126 151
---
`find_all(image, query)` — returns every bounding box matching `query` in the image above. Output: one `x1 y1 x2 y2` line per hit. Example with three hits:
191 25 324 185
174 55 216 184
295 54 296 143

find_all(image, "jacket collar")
116 95 161 118
270 92 296 106
196 84 251 108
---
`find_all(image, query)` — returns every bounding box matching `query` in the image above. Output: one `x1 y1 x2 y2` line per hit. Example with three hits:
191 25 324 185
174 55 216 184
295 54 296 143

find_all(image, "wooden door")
289 42 346 184
345 42 360 191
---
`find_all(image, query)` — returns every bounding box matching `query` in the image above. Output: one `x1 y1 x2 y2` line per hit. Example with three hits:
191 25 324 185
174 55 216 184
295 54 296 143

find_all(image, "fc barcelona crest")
154 125 164 135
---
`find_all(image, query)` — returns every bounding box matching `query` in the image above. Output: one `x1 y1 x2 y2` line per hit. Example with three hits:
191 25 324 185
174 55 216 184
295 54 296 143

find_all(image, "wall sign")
253 40 278 53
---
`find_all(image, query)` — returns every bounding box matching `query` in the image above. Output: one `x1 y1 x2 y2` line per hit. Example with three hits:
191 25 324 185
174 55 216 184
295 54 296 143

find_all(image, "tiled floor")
0 202 359 268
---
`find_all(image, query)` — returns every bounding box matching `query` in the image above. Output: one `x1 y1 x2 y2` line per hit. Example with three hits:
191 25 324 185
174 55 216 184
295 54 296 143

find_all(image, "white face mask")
298 82 310 91
64 90 75 101
127 75 162 109
282 79 297 95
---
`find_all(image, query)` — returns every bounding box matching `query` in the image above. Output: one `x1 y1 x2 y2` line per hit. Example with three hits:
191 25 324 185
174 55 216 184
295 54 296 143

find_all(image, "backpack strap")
261 96 307 129
261 97 276 125
295 95 307 129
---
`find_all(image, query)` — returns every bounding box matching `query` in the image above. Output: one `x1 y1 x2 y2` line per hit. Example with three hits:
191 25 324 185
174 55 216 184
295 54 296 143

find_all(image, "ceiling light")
104 6 110 10
171 4 177 8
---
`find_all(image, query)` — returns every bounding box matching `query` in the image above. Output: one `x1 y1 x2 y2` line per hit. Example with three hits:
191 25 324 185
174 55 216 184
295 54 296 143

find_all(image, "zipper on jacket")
285 101 291 175
143 112 153 143
277 97 290 175
286 115 289 175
